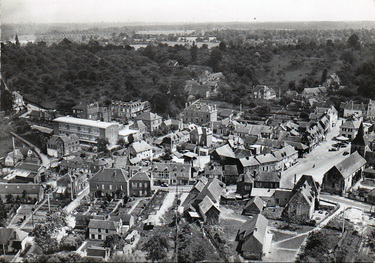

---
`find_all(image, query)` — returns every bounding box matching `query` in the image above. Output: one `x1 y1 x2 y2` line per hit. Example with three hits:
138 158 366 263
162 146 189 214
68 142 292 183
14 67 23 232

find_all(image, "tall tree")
347 34 361 50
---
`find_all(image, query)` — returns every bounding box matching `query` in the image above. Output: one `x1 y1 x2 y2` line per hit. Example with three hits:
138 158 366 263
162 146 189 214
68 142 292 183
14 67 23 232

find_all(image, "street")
63 185 89 214
280 120 348 189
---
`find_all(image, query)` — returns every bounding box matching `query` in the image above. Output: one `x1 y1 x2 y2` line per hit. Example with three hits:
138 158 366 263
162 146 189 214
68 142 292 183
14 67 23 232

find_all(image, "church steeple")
351 121 369 158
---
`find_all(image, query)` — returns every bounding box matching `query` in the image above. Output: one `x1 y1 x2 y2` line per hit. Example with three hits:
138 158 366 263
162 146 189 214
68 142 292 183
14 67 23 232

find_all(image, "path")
63 185 89 214
154 192 175 225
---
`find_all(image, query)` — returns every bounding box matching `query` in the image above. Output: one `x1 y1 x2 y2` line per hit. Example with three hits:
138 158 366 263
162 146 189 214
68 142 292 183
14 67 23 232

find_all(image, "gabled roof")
292 175 319 196
0 184 42 195
130 171 151 181
272 145 298 161
332 152 366 179
89 168 127 183
0 228 28 245
237 214 268 246
224 165 239 176
244 196 265 212
88 219 119 230
255 172 280 183
240 156 259 167
199 195 220 215
237 173 254 183
255 154 278 164
196 178 223 204
14 162 42 172
135 112 162 121
130 141 152 153
213 144 236 158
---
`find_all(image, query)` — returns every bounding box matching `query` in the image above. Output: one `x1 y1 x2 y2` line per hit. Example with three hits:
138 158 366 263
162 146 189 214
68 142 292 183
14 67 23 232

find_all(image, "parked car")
329 147 338 151
343 151 349 156
161 183 169 187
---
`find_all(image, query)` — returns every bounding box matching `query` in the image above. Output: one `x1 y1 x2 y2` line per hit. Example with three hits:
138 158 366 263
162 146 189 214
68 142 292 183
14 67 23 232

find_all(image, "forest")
1 29 375 117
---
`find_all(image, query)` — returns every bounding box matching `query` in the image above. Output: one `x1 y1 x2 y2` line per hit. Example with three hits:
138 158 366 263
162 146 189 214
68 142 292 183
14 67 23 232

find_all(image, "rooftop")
54 116 119 129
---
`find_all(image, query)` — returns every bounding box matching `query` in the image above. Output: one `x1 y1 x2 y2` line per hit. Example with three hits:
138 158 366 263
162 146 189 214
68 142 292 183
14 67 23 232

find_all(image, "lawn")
220 218 244 242
270 229 296 242
277 234 308 249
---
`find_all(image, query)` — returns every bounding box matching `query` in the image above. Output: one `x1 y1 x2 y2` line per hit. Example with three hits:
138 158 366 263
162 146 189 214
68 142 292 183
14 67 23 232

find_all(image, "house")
253 85 276 100
0 228 29 255
255 154 279 172
204 165 224 181
111 100 151 120
129 171 152 197
343 101 366 118
239 156 260 177
182 178 224 221
254 172 280 188
367 99 375 120
134 112 162 132
56 172 88 198
211 144 237 165
5 149 24 167
10 162 45 183
72 101 111 122
88 218 122 240
235 214 271 260
129 141 153 160
190 127 213 147
47 134 81 158
272 145 298 171
152 163 191 185
339 117 363 140
161 119 183 131
283 175 319 223
322 152 366 195
236 173 253 197
182 100 218 125
224 165 239 184
88 168 128 198
302 87 327 99
0 184 44 203
131 120 148 134
242 196 265 216
53 116 119 147
198 195 221 225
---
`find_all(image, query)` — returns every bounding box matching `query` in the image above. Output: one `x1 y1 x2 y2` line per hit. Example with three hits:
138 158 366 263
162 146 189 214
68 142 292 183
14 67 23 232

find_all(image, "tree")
96 138 109 153
219 41 227 51
190 42 198 63
5 194 13 203
15 34 20 46
143 233 169 262
347 34 361 50
321 68 328 84
117 138 125 148
103 234 122 250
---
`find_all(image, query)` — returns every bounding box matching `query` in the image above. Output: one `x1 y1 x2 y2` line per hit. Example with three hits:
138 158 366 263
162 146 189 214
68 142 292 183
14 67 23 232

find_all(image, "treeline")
1 31 375 116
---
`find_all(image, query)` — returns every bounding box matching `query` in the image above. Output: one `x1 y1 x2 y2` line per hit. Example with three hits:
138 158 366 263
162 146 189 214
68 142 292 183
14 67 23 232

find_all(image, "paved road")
280 120 347 189
321 193 372 212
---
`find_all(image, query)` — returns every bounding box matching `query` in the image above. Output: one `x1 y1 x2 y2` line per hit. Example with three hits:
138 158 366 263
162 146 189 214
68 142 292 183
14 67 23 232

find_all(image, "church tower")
350 122 370 158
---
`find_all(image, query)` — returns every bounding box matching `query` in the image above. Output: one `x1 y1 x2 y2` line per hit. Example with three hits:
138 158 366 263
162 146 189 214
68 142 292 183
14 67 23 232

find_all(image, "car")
343 151 349 156
161 183 169 187
332 143 339 148
329 147 338 151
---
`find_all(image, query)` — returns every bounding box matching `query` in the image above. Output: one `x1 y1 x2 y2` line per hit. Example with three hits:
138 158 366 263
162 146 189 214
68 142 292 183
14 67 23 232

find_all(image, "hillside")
1 30 375 116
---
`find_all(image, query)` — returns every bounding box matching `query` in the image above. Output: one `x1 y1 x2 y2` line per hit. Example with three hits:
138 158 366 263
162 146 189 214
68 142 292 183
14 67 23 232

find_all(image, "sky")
2 0 375 24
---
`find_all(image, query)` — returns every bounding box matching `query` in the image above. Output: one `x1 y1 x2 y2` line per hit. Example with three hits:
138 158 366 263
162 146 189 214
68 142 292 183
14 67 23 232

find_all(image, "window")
106 229 109 233
91 234 95 239
98 229 101 233
98 235 102 240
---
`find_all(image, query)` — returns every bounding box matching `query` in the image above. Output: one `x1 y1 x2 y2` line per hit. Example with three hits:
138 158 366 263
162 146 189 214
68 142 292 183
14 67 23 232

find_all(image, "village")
1 61 375 263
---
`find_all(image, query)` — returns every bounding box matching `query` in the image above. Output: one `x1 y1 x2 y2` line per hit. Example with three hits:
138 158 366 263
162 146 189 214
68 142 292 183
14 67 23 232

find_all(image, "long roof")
237 214 268 245
255 154 278 164
214 144 236 158
0 184 42 195
88 219 119 230
129 171 151 181
135 112 162 121
54 116 118 129
255 172 280 182
130 141 152 153
89 168 127 183
240 156 259 167
333 152 366 179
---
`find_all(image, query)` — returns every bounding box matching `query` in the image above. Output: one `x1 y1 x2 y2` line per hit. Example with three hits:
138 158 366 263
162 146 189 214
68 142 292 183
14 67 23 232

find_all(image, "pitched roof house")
88 168 128 198
322 152 366 195
242 196 265 216
235 214 271 260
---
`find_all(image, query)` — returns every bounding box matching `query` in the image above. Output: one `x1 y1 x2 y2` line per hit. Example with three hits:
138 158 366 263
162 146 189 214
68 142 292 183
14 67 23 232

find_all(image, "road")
321 193 372 212
280 120 347 189
63 185 89 214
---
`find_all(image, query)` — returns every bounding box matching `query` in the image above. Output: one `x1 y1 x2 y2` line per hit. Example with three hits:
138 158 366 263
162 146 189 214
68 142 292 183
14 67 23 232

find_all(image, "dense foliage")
1 30 375 116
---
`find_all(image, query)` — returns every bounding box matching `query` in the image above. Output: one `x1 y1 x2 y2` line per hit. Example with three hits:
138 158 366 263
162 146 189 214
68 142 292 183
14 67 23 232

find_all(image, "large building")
134 112 163 132
72 101 111 122
53 116 119 146
111 100 151 120
182 100 218 125
88 168 128 198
